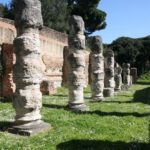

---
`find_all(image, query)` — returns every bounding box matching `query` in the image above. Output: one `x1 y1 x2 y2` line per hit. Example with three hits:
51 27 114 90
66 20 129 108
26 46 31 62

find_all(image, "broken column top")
14 0 43 29
123 63 130 68
69 15 85 35
115 62 122 74
104 49 114 57
91 36 103 54
68 15 85 50
115 62 121 68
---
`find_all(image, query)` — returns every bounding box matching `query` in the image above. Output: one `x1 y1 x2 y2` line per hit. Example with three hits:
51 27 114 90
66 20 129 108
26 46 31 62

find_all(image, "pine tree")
67 0 107 34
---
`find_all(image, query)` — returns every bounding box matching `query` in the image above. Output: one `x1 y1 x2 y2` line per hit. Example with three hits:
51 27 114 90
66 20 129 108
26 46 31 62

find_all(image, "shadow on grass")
53 94 68 98
43 103 150 117
57 139 150 150
86 110 150 117
0 97 12 103
43 104 68 110
84 96 92 100
0 121 13 132
84 91 91 94
133 87 150 105
100 100 133 104
136 81 150 85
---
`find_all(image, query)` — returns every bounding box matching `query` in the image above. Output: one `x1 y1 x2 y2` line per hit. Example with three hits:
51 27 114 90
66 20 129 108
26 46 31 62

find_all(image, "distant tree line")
0 0 107 34
106 36 150 75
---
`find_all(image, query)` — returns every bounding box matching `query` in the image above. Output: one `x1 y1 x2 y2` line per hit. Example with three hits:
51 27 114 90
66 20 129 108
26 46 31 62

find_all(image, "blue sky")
97 0 150 43
0 0 10 5
1 0 150 43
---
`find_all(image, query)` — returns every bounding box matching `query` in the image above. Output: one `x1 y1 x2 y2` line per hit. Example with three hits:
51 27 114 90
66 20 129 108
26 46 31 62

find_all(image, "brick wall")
0 17 68 97
0 44 15 100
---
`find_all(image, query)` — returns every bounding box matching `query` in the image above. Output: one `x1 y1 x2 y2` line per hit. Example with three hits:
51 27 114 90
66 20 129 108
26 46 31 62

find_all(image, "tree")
40 0 69 33
136 36 150 73
0 0 14 20
0 4 4 17
109 37 140 66
68 0 107 34
3 0 69 33
108 36 150 75
4 0 106 34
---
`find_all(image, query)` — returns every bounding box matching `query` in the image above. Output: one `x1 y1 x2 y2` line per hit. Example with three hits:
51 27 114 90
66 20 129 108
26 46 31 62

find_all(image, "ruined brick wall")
62 46 70 87
40 26 68 90
0 18 16 45
0 44 16 99
0 17 68 96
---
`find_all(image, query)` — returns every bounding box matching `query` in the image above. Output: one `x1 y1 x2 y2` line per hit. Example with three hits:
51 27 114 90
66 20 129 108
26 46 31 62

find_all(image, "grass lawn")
0 79 150 150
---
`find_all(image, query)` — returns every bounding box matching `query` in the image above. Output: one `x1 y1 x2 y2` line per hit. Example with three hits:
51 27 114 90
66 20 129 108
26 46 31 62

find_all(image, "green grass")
0 80 150 150
138 71 150 82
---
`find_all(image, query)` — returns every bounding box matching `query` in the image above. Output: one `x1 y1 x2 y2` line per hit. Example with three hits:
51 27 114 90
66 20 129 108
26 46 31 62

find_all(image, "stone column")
62 46 70 87
90 36 104 101
122 63 131 86
130 67 138 83
68 15 88 112
104 50 115 97
12 0 51 136
84 51 90 87
114 63 122 91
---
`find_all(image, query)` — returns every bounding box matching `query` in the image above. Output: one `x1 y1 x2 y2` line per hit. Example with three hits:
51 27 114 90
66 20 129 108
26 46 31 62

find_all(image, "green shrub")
138 71 150 81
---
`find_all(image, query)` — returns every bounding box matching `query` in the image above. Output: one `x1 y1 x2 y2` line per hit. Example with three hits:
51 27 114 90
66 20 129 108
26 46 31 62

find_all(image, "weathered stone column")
104 50 115 97
90 36 104 101
84 51 90 87
12 0 51 136
130 67 138 83
62 46 70 87
67 15 88 112
122 63 131 86
114 63 122 91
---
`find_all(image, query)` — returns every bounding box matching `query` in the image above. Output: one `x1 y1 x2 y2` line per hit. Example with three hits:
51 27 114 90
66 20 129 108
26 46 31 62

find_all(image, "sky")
0 0 10 5
96 0 150 43
1 0 150 44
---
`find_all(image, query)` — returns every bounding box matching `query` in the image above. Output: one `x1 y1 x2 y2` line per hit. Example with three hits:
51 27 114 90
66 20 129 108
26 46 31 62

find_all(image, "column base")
9 120 51 136
69 103 89 112
115 88 121 91
103 88 114 97
91 96 104 102
121 84 129 91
